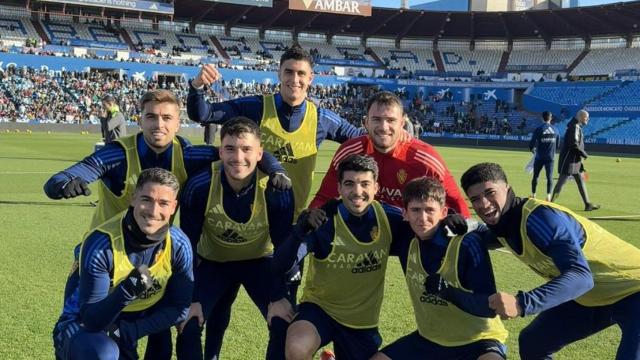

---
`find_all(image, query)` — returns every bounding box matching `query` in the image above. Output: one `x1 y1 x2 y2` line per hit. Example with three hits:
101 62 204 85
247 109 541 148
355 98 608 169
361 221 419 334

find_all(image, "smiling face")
364 102 405 154
278 59 314 107
403 198 448 241
140 101 181 153
465 180 510 225
219 132 263 189
338 170 379 216
131 182 177 239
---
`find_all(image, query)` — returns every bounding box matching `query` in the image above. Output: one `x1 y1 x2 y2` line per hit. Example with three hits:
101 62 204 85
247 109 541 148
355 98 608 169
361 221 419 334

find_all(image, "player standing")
528 111 559 201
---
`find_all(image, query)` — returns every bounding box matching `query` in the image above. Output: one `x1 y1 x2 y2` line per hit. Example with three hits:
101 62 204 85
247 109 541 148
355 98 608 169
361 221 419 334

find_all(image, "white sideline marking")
0 171 53 174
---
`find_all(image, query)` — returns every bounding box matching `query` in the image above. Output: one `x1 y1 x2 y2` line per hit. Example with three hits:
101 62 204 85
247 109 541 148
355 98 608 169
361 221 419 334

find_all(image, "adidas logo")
351 251 382 273
274 143 297 164
543 128 556 135
419 291 448 306
138 278 163 300
220 229 248 244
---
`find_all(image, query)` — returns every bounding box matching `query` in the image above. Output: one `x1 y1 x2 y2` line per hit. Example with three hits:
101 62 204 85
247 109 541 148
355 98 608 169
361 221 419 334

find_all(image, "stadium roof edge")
171 0 640 40
10 0 640 41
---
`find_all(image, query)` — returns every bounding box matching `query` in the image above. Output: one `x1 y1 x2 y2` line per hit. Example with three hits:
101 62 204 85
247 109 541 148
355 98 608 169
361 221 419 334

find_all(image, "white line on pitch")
587 215 640 220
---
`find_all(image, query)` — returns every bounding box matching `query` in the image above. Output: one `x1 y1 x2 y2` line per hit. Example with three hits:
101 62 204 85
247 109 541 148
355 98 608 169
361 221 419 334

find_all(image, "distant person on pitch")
528 111 559 202
551 109 599 211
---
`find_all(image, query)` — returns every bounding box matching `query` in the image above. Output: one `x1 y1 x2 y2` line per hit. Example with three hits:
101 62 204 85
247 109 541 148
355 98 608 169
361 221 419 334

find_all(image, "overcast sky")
371 0 635 9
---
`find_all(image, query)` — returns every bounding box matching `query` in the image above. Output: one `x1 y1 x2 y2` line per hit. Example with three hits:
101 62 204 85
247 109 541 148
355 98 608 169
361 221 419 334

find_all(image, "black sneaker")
585 203 600 211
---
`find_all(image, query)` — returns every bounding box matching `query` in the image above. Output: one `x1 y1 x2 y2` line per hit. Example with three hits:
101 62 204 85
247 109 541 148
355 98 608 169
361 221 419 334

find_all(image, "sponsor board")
289 0 372 16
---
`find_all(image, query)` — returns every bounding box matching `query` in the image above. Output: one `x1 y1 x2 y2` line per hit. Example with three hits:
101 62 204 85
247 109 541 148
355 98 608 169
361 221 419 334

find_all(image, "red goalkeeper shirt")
310 136 470 217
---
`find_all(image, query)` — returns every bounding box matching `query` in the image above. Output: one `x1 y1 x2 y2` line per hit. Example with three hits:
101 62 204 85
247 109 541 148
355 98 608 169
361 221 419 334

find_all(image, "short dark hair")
542 111 552 121
366 91 404 115
337 154 379 182
280 45 314 68
402 177 446 209
135 167 180 195
220 116 261 142
139 89 181 112
460 163 508 193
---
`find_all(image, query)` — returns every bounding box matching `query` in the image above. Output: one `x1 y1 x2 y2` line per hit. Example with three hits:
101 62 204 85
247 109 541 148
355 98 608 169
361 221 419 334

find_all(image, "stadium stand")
41 18 127 50
594 118 640 143
507 50 581 72
0 6 41 46
571 47 640 76
528 83 622 106
2 0 640 148
589 81 640 106
439 49 503 76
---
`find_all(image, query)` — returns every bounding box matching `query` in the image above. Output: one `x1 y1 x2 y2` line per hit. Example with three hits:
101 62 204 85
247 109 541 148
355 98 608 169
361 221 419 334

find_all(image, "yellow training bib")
406 237 507 346
302 201 392 328
197 161 273 262
89 134 187 229
496 199 640 307
260 95 318 219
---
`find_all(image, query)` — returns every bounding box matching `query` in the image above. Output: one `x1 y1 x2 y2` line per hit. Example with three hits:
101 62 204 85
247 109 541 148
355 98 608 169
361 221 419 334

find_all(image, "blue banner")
38 0 174 14
422 132 639 145
316 58 380 68
505 64 567 72
69 38 128 50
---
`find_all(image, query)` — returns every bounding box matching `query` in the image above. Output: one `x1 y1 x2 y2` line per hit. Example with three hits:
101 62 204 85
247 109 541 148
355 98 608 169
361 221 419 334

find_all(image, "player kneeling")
372 177 508 360
53 168 193 360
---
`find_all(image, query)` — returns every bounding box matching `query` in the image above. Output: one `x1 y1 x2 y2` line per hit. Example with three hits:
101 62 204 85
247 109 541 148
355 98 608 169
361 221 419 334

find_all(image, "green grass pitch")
1 131 639 359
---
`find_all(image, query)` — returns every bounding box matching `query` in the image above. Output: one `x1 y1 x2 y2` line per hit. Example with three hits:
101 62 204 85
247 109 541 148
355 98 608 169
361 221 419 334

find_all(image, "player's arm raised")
191 64 221 89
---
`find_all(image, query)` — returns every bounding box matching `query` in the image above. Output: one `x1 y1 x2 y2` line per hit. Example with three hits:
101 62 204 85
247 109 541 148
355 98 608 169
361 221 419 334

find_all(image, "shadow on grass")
0 156 80 163
0 200 95 207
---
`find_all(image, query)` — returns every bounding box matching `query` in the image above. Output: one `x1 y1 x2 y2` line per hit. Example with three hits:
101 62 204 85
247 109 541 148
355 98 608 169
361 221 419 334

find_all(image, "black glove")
62 177 91 198
119 265 154 298
269 172 292 191
293 210 315 236
442 214 467 236
424 273 450 296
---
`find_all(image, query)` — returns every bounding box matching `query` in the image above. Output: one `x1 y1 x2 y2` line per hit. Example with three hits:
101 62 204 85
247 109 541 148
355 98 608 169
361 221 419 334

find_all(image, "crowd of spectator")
0 65 536 136
0 67 188 124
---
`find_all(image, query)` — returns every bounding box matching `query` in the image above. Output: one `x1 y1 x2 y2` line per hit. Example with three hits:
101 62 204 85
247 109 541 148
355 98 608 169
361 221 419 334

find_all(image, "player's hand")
442 214 468 235
192 64 221 88
424 273 449 295
306 208 329 229
488 292 522 320
177 302 204 334
269 172 292 191
119 265 154 298
267 298 294 326
62 177 91 198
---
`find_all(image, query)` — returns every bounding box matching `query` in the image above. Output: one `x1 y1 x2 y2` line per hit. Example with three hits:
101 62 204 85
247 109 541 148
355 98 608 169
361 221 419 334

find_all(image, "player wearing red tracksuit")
310 135 470 218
